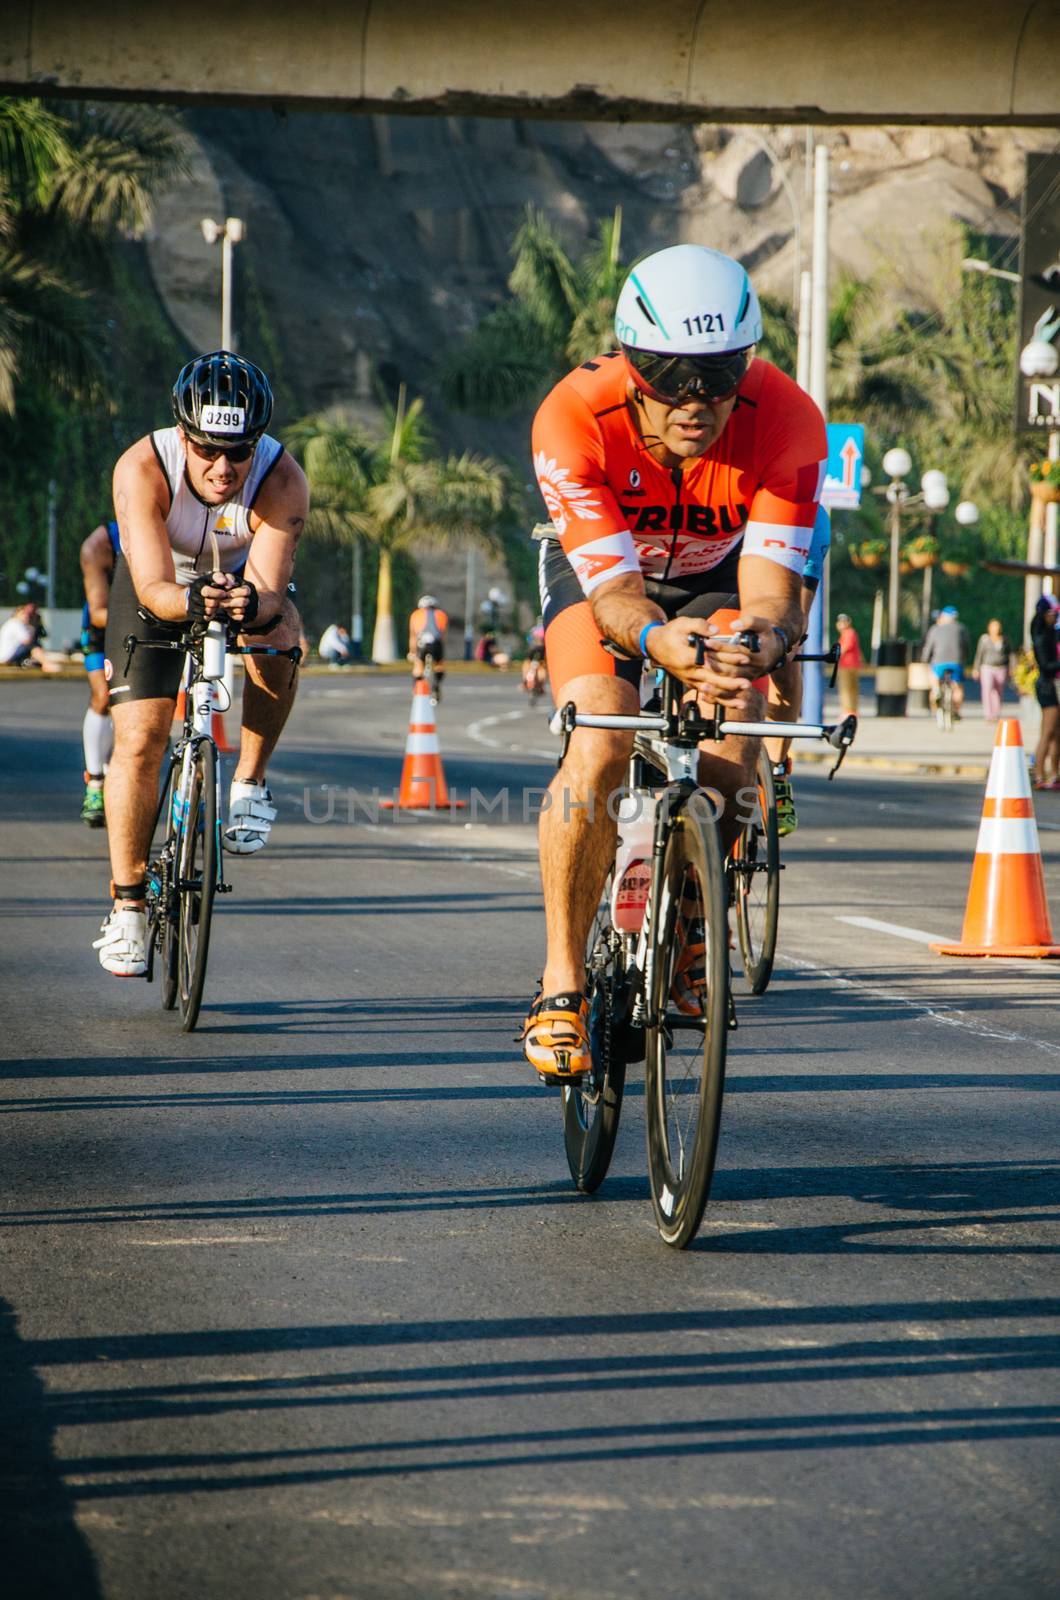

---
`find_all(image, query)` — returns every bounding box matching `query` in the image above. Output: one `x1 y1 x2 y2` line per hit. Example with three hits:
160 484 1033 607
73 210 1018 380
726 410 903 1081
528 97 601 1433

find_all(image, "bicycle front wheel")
563 882 627 1193
146 760 180 1010
644 789 729 1248
177 738 218 1032
732 751 780 995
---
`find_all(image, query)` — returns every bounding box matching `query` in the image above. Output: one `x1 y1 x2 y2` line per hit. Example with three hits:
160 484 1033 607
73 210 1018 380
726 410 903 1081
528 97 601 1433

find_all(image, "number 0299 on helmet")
172 350 274 448
615 245 763 405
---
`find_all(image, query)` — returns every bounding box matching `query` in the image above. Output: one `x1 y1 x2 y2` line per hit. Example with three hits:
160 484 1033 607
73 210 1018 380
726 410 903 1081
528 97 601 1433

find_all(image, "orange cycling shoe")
521 992 592 1079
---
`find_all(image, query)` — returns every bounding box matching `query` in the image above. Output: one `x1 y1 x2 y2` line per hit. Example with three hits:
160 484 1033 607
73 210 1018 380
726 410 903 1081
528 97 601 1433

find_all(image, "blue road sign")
822 423 865 510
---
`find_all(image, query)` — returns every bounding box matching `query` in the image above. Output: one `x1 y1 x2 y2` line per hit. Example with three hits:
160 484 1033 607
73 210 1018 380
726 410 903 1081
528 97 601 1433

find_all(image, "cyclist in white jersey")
94 350 308 976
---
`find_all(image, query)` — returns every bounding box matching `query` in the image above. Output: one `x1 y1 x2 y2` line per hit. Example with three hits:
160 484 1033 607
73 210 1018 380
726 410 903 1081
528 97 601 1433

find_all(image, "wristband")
639 620 664 659
770 624 791 669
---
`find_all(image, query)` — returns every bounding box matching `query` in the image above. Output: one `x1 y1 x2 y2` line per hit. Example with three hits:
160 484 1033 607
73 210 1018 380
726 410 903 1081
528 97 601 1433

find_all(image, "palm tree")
287 389 510 662
0 96 187 413
441 205 626 416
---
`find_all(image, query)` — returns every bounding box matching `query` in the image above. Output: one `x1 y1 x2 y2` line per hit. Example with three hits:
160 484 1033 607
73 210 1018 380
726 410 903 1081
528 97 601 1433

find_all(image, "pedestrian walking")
835 613 862 716
972 617 1013 722
1031 595 1060 789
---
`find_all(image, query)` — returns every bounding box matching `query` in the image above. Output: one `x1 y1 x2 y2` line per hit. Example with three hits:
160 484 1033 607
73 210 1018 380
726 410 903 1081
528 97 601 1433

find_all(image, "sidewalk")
800 684 1038 780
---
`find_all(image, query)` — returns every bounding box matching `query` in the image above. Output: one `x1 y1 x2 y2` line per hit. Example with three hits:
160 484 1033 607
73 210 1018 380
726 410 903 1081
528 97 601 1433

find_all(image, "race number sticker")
200 404 246 434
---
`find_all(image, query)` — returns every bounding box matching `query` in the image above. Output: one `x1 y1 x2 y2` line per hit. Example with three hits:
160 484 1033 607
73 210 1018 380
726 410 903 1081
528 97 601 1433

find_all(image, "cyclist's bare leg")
694 719 761 854
104 697 174 904
539 673 636 997
86 666 110 718
234 597 300 785
765 653 800 766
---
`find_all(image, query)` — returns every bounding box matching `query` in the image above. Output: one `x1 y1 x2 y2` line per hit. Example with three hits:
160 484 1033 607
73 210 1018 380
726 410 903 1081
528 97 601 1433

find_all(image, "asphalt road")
2 673 1058 1600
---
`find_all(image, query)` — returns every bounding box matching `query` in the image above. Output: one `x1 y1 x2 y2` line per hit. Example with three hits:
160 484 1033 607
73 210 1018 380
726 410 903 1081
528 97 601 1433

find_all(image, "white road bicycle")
554 633 857 1248
120 617 301 1032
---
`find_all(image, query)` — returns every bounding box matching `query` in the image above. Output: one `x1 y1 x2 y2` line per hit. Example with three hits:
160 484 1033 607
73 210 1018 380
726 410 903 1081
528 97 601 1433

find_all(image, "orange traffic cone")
932 719 1060 958
381 679 465 810
210 681 235 753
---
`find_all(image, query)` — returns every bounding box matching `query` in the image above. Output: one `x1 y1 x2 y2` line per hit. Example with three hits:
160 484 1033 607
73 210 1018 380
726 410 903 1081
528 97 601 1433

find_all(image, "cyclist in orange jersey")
408 595 449 696
521 244 825 1079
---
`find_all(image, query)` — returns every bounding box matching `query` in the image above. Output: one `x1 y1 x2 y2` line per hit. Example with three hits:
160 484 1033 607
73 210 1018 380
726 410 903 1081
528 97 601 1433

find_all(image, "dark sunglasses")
186 436 257 464
624 345 753 405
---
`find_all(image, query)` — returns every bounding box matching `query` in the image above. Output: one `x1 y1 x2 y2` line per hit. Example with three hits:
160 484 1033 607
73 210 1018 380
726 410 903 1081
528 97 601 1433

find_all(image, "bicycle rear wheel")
563 883 627 1193
177 738 218 1032
731 751 780 995
644 789 729 1248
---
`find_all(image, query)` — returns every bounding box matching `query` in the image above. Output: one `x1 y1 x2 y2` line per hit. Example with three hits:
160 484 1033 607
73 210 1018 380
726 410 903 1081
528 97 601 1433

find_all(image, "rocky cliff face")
145 113 1052 623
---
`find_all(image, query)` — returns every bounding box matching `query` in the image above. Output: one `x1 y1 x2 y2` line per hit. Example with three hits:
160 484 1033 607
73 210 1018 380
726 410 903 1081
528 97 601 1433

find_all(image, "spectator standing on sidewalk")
835 613 862 716
972 618 1013 723
1031 595 1060 789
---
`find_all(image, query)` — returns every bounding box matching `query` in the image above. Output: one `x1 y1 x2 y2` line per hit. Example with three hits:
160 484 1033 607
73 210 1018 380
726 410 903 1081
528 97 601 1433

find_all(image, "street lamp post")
200 216 245 351
876 452 972 716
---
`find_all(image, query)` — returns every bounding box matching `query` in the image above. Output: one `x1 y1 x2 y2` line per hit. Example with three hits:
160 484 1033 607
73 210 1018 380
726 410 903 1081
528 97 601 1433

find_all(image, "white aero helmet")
418 594 439 608
615 244 762 402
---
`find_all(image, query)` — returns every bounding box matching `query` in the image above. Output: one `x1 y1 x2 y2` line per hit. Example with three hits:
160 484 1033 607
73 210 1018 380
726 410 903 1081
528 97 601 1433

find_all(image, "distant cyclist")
523 618 547 698
94 350 308 977
922 604 969 720
522 244 825 1078
78 519 121 827
408 594 448 699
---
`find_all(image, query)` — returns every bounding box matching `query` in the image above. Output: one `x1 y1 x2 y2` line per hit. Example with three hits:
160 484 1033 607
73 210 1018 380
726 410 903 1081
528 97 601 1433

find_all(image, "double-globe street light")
875 447 979 715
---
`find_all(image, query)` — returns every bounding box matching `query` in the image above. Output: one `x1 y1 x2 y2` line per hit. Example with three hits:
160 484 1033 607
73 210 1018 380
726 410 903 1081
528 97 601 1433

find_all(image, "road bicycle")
553 634 856 1248
121 616 301 1031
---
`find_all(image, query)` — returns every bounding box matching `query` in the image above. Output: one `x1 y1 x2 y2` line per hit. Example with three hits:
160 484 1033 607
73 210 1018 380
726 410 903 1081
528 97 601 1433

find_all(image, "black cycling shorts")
1036 675 1058 710
417 637 445 664
103 556 187 704
539 536 742 693
104 555 298 704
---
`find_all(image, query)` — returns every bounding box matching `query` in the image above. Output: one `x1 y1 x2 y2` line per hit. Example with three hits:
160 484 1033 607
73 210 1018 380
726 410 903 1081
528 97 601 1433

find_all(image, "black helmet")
172 350 273 447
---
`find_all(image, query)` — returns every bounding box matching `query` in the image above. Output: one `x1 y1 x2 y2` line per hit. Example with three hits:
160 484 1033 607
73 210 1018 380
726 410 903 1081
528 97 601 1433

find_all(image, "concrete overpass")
1 1 1058 125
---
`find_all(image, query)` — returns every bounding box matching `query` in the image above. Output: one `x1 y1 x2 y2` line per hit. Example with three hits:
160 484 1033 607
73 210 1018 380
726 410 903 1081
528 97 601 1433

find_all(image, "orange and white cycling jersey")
532 351 826 594
409 606 448 636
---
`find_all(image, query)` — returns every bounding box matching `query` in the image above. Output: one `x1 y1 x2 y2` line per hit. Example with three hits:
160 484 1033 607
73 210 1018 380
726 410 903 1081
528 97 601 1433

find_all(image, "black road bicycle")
123 617 300 1031
555 634 856 1247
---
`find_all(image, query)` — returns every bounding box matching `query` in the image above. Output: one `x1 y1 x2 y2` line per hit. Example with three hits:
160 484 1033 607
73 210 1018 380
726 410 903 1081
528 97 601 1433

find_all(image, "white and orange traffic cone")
381 678 465 811
932 719 1060 958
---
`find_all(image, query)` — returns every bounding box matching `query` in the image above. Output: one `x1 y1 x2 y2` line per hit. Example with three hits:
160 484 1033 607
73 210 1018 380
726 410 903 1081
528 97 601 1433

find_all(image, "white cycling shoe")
223 780 277 855
93 906 148 977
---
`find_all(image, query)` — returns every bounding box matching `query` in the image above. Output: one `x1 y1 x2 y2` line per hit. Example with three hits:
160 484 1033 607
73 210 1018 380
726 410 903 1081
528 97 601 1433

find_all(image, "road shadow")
0 1297 102 1597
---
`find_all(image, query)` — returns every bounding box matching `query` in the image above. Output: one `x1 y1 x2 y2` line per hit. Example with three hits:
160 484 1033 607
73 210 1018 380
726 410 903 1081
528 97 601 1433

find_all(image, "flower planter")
860 554 882 568
1031 480 1060 506
908 552 937 570
940 560 969 577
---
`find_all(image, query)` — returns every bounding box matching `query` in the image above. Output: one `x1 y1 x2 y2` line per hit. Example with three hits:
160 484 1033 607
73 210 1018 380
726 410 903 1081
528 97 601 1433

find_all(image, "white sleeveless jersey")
147 427 285 586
